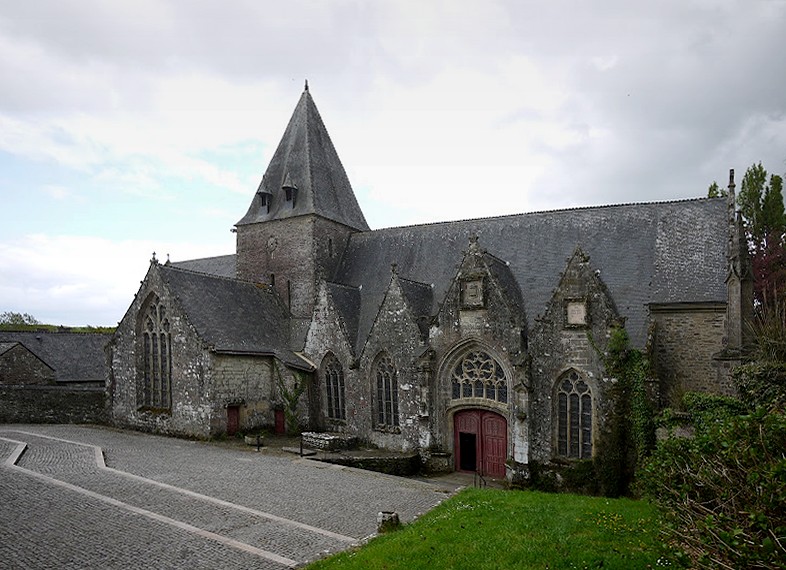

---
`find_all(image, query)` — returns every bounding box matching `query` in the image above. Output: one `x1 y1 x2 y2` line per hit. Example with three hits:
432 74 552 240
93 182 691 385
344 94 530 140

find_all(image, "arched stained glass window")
322 354 345 421
142 296 172 409
374 353 399 427
450 350 508 404
556 371 593 459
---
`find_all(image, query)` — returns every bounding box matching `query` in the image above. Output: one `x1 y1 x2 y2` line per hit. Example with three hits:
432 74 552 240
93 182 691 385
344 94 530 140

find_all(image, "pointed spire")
237 86 369 231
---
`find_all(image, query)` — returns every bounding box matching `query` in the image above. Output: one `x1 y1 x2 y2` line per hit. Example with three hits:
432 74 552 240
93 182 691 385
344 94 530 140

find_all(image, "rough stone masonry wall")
0 385 107 424
528 251 619 464
652 306 730 403
361 276 426 452
110 266 215 438
0 345 55 385
304 281 361 433
427 250 527 460
210 354 277 433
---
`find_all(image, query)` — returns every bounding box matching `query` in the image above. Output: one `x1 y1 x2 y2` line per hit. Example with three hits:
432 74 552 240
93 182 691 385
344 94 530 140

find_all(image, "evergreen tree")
735 163 786 308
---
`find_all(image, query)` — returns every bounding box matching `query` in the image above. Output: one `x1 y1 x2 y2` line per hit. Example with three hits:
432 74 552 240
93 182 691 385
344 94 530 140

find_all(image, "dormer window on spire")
258 190 272 214
282 172 298 208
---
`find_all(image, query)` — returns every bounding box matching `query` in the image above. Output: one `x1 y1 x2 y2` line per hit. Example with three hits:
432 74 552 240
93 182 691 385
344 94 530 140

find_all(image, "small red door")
274 409 286 435
454 410 507 478
227 405 240 436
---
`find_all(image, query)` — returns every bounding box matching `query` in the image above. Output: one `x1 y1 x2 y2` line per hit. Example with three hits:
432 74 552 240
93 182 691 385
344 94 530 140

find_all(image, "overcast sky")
1 0 785 326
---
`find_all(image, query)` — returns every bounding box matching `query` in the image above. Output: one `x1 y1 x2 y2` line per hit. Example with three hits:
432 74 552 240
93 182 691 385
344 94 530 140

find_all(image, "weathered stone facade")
0 331 111 425
0 385 106 424
651 303 730 399
109 85 750 481
0 342 55 384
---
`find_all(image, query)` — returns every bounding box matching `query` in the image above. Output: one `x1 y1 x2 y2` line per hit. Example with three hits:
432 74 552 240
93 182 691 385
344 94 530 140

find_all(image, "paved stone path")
0 424 457 569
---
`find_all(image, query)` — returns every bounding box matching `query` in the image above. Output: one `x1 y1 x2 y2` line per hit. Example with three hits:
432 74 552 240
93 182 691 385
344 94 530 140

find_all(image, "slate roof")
333 198 728 348
0 342 16 356
0 331 110 382
325 282 361 349
156 264 311 370
236 85 369 232
169 255 236 278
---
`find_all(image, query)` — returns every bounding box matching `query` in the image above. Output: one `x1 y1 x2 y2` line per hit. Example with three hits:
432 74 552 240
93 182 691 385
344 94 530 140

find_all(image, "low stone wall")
301 431 359 451
0 384 107 424
313 452 421 476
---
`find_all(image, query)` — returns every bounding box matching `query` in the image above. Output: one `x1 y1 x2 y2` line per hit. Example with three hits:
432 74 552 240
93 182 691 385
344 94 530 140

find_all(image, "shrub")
734 361 786 411
640 408 786 569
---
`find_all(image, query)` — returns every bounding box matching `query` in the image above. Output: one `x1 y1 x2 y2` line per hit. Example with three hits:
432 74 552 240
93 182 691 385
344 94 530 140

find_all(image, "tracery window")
142 296 172 409
323 354 345 421
557 371 593 459
374 353 399 427
450 349 508 403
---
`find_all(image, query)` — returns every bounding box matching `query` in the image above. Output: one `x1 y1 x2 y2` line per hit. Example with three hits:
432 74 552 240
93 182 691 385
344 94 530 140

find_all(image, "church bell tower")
234 83 369 347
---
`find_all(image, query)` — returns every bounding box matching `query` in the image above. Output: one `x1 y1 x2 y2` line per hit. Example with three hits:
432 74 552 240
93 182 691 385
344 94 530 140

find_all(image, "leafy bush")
734 362 786 411
591 327 656 497
640 407 786 569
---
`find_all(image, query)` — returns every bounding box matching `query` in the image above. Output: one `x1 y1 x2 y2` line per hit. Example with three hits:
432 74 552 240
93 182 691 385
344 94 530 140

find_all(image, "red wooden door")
274 409 286 434
454 410 507 478
482 413 507 478
227 405 240 436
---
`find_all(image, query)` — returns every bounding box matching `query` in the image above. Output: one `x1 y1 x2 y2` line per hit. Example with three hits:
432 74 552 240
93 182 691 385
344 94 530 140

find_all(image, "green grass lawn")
308 487 667 570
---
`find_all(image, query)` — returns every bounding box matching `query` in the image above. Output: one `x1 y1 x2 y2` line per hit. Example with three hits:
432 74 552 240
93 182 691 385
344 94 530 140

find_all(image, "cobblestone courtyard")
0 425 456 569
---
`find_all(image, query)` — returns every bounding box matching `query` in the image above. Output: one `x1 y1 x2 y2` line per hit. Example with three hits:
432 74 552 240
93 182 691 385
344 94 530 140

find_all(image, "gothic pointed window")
322 353 345 421
141 296 172 409
450 349 508 404
556 370 593 459
374 352 399 427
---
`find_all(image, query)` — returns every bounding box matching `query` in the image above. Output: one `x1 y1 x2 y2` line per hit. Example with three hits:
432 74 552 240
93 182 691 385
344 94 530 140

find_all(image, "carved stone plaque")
566 300 587 326
461 279 484 308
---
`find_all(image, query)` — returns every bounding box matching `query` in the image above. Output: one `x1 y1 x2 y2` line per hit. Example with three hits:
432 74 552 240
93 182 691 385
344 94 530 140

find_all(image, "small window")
374 352 399 427
259 192 270 213
328 238 333 258
556 371 593 459
322 353 345 421
140 296 172 409
270 273 275 287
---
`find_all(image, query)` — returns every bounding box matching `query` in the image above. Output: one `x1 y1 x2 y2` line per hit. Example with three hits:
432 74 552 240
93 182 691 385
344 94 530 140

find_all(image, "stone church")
108 85 751 480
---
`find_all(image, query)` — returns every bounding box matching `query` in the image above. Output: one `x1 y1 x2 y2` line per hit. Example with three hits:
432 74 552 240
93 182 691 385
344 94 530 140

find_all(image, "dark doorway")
459 432 477 471
274 409 286 435
454 409 508 478
227 405 240 436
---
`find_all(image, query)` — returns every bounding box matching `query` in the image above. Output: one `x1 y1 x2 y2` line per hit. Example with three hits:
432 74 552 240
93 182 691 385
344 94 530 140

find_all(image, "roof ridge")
170 253 235 262
397 275 433 288
326 280 360 291
159 263 270 290
367 196 720 234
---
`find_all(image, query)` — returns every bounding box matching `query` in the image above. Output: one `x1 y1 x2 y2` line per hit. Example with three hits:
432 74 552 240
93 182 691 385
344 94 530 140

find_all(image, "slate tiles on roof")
334 198 727 347
157 265 309 369
169 254 236 278
483 250 525 315
0 331 110 382
236 88 369 232
325 282 361 349
398 276 434 340
0 342 19 357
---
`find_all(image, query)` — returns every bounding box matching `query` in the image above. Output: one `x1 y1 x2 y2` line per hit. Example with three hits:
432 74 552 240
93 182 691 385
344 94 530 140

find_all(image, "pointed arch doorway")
454 409 507 478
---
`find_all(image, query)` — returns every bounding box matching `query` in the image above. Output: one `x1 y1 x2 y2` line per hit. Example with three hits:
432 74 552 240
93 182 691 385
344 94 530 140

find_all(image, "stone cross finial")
304 79 309 92
151 251 158 264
